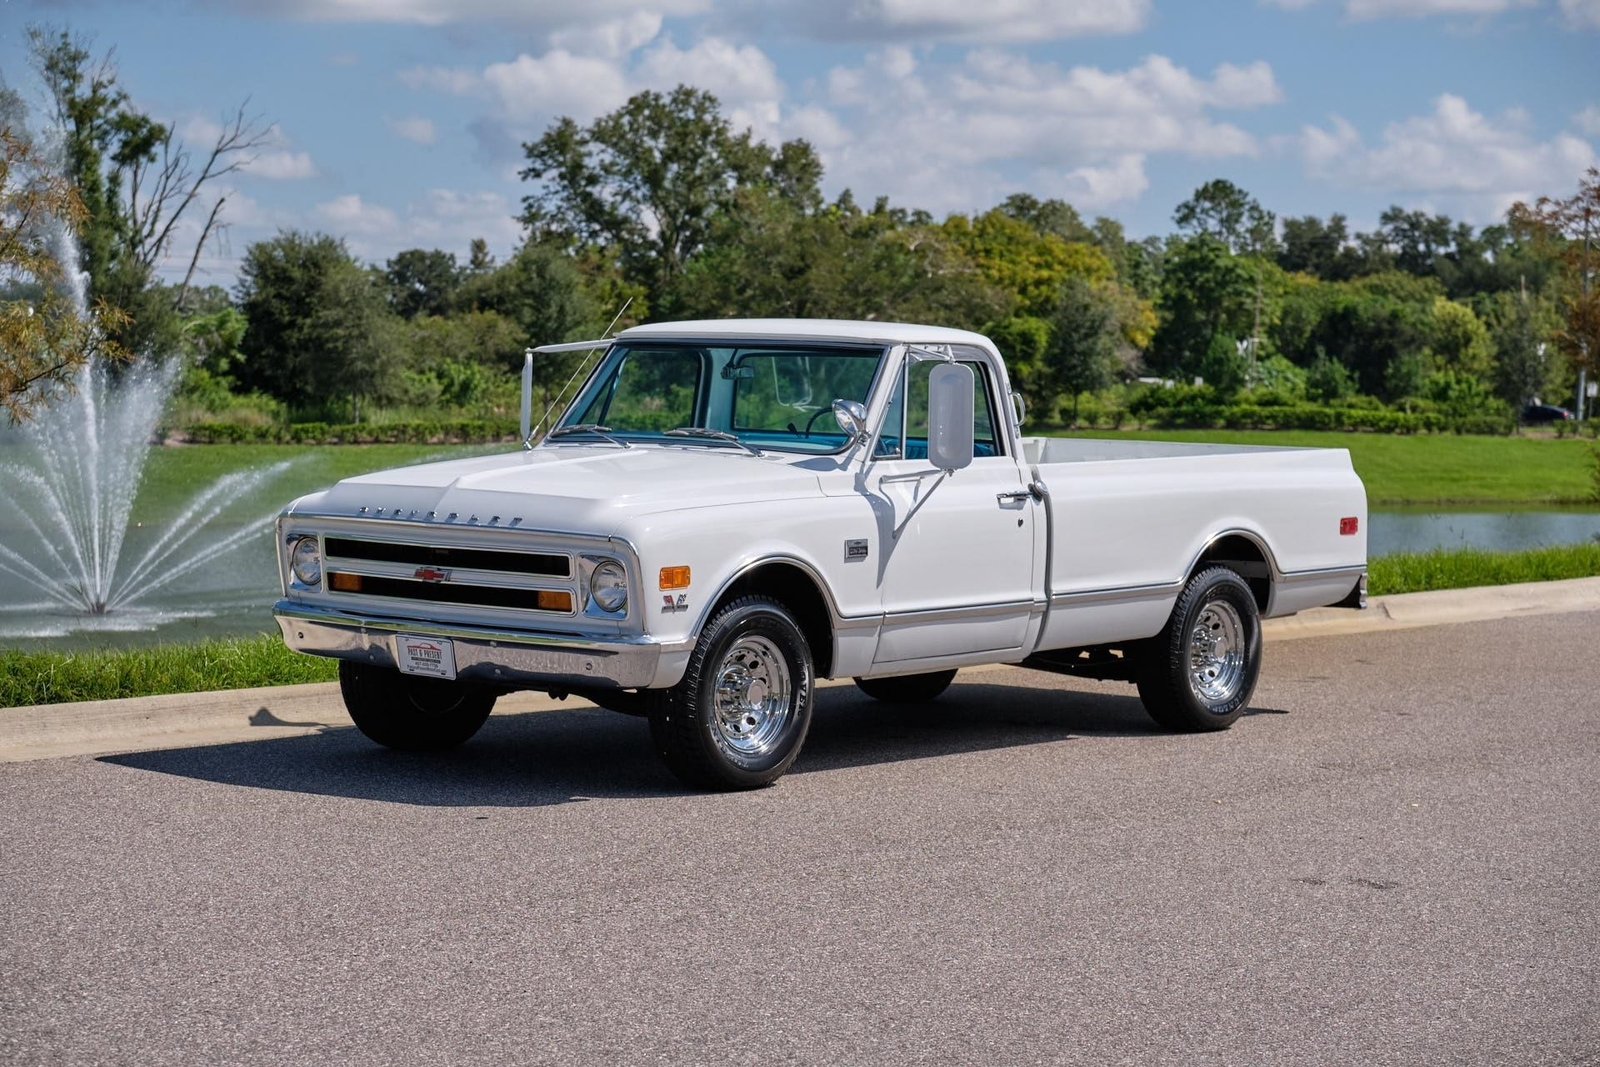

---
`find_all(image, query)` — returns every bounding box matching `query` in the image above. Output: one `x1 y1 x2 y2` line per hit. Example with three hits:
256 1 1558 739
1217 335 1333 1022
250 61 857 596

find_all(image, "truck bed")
1018 435 1368 650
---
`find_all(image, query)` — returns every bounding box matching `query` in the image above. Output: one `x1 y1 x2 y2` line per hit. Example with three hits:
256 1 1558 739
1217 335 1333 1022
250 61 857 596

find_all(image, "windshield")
557 342 884 454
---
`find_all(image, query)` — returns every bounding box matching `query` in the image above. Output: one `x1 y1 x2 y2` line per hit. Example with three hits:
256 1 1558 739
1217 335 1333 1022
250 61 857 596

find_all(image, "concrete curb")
4 577 1597 765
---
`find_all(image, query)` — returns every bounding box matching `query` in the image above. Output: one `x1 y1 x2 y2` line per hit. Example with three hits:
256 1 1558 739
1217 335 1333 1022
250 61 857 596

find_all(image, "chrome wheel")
712 635 794 764
1188 598 1247 705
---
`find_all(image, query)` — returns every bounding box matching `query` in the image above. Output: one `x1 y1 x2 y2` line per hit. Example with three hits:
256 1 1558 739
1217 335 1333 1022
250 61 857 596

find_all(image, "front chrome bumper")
274 600 687 690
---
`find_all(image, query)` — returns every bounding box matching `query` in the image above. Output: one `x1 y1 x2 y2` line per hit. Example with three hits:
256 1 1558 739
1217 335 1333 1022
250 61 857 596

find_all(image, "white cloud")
1575 105 1600 136
1560 0 1600 27
313 189 523 263
810 51 1281 213
388 116 439 145
402 28 794 159
1301 94 1598 216
1261 0 1538 15
218 0 708 26
1059 154 1151 209
179 117 317 180
635 37 786 135
243 149 317 179
730 0 1150 42
549 12 665 57
480 50 635 124
317 193 399 235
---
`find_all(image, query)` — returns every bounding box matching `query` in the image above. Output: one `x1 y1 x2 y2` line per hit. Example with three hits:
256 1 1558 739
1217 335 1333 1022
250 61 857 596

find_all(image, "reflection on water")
1369 510 1600 557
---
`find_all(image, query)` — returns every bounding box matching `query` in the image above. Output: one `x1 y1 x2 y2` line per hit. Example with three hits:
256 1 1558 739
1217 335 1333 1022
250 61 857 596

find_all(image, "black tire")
853 670 958 703
338 660 497 751
648 596 814 791
1135 566 1262 732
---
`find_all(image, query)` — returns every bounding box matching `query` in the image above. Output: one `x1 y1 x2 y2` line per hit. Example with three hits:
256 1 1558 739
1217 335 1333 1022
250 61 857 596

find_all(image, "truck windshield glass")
557 343 883 454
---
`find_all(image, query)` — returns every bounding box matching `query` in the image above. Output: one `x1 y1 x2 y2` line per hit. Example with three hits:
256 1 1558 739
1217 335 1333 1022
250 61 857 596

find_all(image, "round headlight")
589 560 628 613
290 536 321 587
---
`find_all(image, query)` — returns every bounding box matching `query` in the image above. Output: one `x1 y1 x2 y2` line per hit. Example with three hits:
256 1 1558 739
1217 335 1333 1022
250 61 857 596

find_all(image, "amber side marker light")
329 572 363 592
536 590 574 612
659 566 691 590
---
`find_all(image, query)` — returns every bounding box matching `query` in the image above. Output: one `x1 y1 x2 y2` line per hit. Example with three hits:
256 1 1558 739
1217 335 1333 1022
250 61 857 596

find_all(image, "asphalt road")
2 611 1597 1067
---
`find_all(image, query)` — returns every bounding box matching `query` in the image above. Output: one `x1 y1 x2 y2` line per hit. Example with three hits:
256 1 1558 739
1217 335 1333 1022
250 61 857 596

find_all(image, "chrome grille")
322 535 576 616
324 536 569 578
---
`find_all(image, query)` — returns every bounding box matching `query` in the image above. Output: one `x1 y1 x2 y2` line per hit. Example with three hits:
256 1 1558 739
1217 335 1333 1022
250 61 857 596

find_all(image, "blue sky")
2 0 1596 287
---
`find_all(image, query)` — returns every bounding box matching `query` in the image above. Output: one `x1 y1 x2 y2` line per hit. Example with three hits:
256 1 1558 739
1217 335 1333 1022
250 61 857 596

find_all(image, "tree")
233 231 403 417
1279 214 1362 281
1424 297 1494 382
520 86 821 309
1174 179 1277 257
997 193 1093 243
0 119 126 420
1511 168 1600 387
1045 278 1121 422
27 26 269 352
1147 235 1256 378
384 249 460 320
1485 288 1563 410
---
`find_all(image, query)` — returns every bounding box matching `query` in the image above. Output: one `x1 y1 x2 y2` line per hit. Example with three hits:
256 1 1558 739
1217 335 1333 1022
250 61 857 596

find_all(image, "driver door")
866 355 1038 664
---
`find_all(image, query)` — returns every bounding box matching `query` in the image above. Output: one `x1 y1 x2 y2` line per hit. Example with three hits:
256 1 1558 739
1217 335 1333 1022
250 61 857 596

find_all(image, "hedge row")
1133 403 1515 436
186 419 522 445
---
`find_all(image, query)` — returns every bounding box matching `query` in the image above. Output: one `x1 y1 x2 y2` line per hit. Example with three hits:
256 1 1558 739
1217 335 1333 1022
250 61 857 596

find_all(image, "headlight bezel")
289 535 322 588
588 559 628 614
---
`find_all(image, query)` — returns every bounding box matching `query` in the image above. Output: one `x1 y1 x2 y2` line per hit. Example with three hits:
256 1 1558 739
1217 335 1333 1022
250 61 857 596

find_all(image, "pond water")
1368 509 1600 557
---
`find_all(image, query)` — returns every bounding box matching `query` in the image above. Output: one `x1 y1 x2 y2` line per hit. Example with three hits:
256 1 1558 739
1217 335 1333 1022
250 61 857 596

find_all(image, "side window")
891 359 1002 460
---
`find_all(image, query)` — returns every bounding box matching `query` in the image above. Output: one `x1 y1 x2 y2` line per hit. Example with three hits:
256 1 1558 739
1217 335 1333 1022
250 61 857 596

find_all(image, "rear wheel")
339 660 497 751
648 596 813 791
853 670 958 704
1135 566 1261 732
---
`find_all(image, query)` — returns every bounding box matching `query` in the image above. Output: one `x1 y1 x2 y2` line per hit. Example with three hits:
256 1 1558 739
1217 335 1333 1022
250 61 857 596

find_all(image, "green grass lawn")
121 433 1600 509
1054 428 1599 506
1368 543 1600 595
131 443 490 520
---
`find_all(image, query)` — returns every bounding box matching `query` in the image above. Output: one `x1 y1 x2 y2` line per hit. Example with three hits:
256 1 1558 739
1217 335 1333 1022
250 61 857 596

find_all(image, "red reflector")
1339 516 1359 536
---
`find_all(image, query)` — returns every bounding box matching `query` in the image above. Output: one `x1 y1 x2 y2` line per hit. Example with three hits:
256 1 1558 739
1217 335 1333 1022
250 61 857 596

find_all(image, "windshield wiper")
664 427 763 457
546 424 632 449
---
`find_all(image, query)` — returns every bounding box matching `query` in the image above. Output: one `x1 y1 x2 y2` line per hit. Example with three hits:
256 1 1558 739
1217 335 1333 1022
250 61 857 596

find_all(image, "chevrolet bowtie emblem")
413 566 451 583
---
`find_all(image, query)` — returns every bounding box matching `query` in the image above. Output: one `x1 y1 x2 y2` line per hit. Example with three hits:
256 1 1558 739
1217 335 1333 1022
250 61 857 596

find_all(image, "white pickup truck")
274 319 1367 789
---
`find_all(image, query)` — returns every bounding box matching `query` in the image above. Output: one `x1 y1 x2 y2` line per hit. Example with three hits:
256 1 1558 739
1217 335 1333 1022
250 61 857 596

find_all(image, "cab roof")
614 318 997 351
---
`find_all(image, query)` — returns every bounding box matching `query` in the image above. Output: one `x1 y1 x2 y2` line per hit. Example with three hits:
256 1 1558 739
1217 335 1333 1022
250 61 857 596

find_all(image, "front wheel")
853 670 957 703
648 596 814 790
339 660 497 751
1135 566 1262 732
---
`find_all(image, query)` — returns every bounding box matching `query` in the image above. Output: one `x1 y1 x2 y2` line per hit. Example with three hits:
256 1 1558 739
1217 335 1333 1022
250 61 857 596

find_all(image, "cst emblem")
845 538 869 562
662 593 689 612
413 566 451 583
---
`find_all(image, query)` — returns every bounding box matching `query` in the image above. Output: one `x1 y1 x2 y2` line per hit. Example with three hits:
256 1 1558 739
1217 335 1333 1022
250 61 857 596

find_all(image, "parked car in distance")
1523 402 1574 423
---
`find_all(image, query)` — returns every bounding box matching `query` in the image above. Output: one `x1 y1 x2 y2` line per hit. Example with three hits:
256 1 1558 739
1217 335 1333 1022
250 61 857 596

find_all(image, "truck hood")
288 444 826 535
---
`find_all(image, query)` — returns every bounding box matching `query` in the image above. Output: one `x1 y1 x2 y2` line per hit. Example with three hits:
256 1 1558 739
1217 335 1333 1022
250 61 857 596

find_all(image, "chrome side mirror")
927 363 975 473
833 399 868 443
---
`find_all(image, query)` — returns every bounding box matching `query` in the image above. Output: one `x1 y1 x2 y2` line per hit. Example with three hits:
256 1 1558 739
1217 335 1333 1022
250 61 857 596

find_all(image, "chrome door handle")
996 490 1032 503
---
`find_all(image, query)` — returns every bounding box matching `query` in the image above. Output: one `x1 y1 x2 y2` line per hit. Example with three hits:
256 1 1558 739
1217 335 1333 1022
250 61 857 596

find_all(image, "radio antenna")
526 296 636 444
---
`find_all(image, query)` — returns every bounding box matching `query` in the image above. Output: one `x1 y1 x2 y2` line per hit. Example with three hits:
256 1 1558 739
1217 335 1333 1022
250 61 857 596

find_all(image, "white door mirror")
833 399 868 443
926 363 974 472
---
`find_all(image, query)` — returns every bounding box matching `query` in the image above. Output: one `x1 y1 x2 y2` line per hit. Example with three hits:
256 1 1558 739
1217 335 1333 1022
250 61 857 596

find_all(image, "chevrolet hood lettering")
290 445 825 533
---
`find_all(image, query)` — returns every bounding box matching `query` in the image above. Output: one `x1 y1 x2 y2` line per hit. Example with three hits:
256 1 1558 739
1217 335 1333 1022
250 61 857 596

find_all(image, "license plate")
395 635 457 680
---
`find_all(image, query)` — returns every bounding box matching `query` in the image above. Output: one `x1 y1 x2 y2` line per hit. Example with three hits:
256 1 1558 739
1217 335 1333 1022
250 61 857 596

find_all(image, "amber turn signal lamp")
329 572 363 592
659 566 691 590
536 590 573 612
